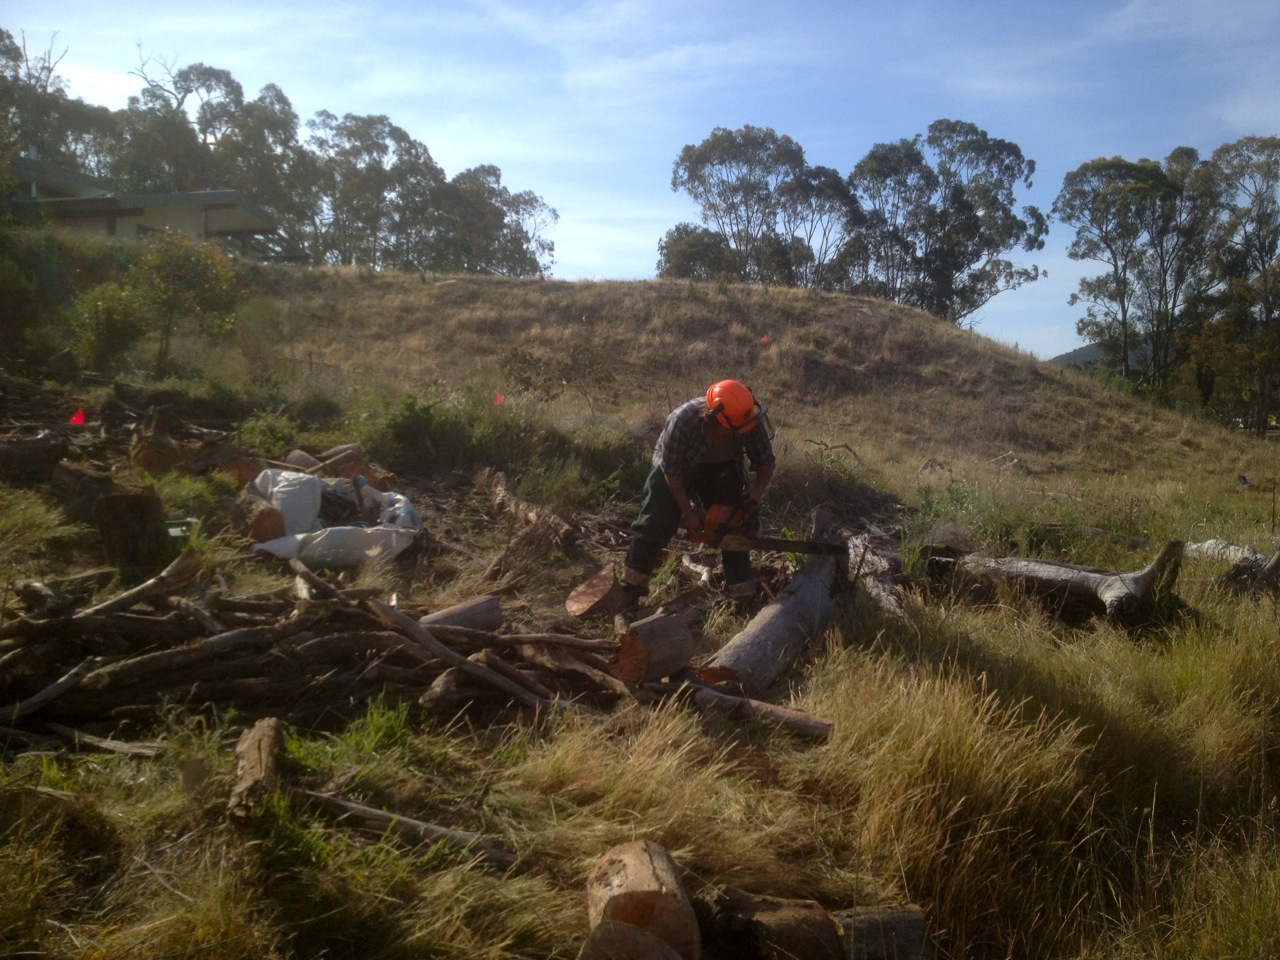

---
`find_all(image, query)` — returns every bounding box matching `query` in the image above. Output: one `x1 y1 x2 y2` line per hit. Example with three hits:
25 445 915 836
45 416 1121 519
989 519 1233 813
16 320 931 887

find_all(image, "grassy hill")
4 263 1280 959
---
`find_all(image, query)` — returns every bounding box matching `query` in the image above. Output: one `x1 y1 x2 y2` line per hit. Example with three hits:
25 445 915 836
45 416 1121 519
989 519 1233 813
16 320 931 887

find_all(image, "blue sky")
7 0 1279 358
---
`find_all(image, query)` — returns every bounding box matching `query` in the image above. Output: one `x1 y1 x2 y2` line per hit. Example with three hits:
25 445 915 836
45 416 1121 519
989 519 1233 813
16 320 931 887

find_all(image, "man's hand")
685 512 707 544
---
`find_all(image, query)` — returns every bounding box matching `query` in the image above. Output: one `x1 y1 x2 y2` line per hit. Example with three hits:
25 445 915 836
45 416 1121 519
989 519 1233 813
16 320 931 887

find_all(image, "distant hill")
1048 342 1104 367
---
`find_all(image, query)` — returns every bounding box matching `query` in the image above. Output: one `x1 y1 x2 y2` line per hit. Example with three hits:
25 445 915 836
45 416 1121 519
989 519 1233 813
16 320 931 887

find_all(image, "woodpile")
0 550 836 747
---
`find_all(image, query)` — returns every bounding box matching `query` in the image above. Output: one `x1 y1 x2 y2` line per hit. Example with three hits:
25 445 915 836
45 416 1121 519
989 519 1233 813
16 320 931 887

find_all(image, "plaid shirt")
652 397 776 477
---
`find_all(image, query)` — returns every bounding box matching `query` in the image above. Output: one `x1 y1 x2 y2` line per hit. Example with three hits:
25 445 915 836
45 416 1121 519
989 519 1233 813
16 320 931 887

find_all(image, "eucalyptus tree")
671 125 807 283
1197 136 1280 435
838 120 1045 323
422 165 556 277
1053 157 1162 378
656 223 741 281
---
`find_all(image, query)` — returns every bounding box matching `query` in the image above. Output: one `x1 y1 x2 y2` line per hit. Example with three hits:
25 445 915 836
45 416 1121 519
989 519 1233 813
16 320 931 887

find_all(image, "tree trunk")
702 536 843 698
578 920 683 960
227 716 284 821
0 432 66 481
834 905 932 960
585 839 701 960
700 887 843 960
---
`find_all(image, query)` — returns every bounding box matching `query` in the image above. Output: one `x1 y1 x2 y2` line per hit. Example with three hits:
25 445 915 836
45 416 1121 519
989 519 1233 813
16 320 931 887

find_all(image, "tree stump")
227 716 284 821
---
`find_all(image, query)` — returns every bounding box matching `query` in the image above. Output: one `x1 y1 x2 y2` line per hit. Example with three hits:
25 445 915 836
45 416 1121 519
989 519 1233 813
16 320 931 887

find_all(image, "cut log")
566 568 631 618
699 887 842 960
578 920 683 960
45 722 165 757
702 520 845 698
227 716 285 821
956 540 1184 623
609 613 695 683
420 595 504 631
229 488 287 543
834 904 932 960
0 431 66 481
585 839 701 960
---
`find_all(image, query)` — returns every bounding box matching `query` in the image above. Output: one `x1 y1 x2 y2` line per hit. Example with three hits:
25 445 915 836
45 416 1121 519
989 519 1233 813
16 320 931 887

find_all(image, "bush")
70 281 146 372
0 257 38 359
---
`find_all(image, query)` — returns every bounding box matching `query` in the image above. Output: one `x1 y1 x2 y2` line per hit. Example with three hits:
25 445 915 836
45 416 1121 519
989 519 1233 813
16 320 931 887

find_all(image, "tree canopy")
0 26 557 277
666 120 1046 324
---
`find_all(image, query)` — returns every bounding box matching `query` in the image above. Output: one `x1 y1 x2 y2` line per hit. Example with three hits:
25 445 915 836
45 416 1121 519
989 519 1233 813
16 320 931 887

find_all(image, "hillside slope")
249 268 1269 485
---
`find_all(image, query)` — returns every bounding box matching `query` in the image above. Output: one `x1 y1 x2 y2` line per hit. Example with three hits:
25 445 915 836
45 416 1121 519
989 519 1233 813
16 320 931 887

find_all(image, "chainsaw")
687 503 847 556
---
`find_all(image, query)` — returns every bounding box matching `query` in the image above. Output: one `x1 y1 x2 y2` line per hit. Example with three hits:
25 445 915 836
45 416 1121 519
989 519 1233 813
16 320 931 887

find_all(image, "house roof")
7 156 279 237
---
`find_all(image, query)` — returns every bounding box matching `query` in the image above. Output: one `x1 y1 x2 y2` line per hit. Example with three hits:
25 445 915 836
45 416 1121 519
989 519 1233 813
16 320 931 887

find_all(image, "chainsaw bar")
712 532 848 556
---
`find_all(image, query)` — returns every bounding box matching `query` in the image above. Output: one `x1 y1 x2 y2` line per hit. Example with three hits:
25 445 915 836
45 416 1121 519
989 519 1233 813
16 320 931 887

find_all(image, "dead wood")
647 681 833 741
167 596 228 635
518 642 652 702
229 488 287 543
586 839 701 960
0 658 101 723
94 492 175 579
1186 539 1280 594
369 600 587 714
469 649 558 701
78 625 290 692
566 568 631 618
228 717 285 820
290 787 516 869
426 623 618 654
578 921 683 960
956 540 1185 623
699 887 842 960
483 469 575 545
44 722 166 757
77 549 204 618
419 595 504 631
834 904 932 960
609 613 695 683
287 629 440 667
0 431 66 481
702 517 846 699
289 558 343 600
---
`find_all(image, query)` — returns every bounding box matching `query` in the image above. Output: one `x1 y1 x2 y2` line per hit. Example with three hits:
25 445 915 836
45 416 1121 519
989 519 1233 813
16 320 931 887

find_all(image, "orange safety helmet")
705 379 762 433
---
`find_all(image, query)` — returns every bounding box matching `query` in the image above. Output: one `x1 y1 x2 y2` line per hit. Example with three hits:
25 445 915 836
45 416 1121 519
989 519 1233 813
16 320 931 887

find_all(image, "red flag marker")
69 408 85 425
494 392 504 406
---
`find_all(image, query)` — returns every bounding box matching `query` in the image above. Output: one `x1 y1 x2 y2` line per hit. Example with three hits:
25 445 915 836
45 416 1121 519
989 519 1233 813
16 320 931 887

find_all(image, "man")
621 379 775 604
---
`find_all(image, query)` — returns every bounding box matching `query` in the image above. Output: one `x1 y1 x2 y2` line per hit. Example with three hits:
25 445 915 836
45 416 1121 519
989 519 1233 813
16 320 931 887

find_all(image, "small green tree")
125 230 238 377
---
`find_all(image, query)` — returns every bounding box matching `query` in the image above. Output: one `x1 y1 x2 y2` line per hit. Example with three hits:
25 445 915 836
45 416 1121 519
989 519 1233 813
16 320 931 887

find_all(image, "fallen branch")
290 787 516 869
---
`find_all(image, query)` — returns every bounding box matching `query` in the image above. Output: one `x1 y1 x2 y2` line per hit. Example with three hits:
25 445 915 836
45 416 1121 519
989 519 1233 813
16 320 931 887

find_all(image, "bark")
228 717 285 820
699 887 842 960
834 904 932 960
957 540 1184 623
702 527 844 698
419 595 504 631
0 431 66 481
483 469 575 545
229 488 286 543
578 921 683 960
76 549 204 617
646 681 833 741
0 659 101 723
585 839 701 960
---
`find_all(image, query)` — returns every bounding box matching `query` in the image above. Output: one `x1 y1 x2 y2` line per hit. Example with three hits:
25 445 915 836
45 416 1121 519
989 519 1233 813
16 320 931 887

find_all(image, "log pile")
0 550 835 747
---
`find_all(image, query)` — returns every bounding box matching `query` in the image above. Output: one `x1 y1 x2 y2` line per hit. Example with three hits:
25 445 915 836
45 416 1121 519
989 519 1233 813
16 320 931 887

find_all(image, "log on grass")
76 549 204 618
699 887 843 960
585 839 701 960
702 545 844 699
957 540 1184 623
291 787 516 869
419 595 503 631
834 904 932 960
0 431 66 481
484 469 575 545
578 920 683 960
646 681 833 741
566 568 630 618
609 612 694 683
228 716 285 820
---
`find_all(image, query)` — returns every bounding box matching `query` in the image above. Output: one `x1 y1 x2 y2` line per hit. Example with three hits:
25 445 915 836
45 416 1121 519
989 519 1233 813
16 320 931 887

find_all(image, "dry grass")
9 267 1280 959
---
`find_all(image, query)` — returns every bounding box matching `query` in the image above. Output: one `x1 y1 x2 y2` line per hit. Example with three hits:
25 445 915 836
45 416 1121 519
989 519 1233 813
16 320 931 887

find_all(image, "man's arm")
664 472 704 531
746 464 774 506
